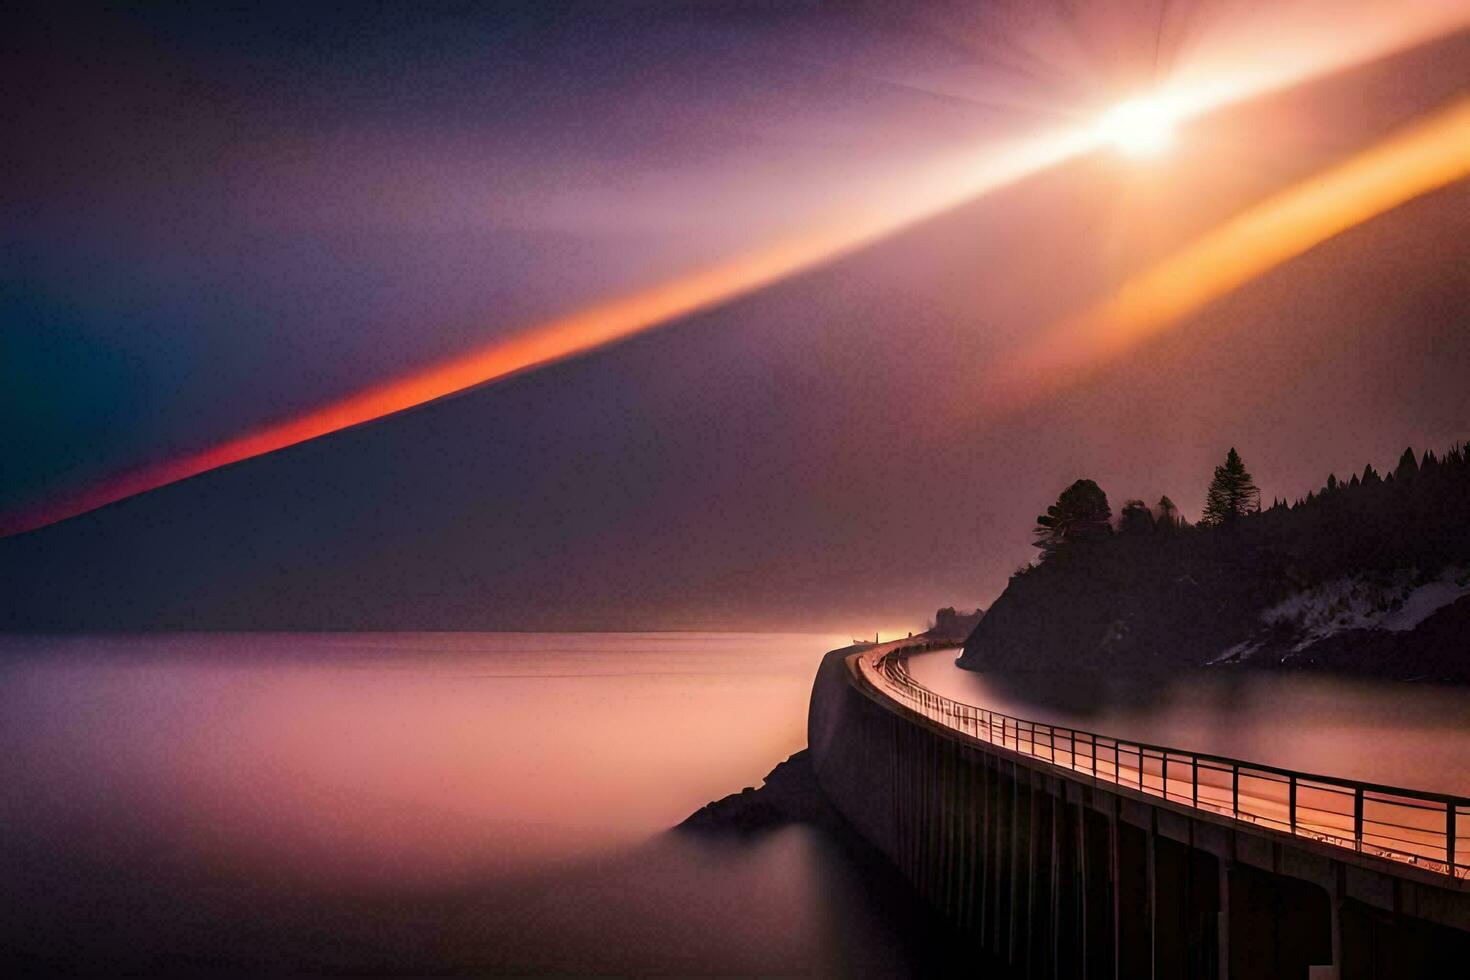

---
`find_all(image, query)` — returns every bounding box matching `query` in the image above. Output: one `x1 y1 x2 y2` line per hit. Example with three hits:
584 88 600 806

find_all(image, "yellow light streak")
7 10 1469 534
995 95 1470 401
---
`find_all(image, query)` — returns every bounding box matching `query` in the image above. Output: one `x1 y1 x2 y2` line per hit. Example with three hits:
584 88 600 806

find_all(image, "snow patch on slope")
1208 638 1262 665
1262 566 1470 651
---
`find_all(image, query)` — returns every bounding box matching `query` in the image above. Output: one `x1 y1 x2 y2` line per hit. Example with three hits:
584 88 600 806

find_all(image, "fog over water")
7 633 1467 972
0 632 956 974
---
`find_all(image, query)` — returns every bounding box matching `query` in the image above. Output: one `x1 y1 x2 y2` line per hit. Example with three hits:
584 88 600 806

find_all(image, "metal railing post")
1192 757 1198 807
1289 775 1298 836
1448 806 1457 877
1232 765 1239 820
1353 787 1363 852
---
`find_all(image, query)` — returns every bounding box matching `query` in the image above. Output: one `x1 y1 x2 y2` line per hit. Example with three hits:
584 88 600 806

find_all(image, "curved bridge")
807 640 1470 979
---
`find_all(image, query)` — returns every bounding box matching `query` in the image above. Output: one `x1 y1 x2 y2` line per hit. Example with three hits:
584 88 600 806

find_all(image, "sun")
1095 94 1182 158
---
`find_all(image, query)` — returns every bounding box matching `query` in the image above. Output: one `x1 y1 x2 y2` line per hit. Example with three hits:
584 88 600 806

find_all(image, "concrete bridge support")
808 650 1470 979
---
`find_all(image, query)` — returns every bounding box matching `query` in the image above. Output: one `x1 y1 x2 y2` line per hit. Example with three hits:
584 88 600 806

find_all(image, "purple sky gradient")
3 2 1468 631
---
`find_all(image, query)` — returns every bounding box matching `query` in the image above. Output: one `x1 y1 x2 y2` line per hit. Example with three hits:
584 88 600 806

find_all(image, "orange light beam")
3 127 1093 537
989 95 1470 405
8 16 1468 535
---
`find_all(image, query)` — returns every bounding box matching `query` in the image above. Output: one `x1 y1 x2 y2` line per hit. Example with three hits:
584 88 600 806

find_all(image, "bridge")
807 640 1470 978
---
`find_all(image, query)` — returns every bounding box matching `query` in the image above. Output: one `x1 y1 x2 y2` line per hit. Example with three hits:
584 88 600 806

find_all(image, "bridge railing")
860 649 1470 882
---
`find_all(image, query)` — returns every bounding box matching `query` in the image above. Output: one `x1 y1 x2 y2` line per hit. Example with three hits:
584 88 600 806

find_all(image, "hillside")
958 442 1470 682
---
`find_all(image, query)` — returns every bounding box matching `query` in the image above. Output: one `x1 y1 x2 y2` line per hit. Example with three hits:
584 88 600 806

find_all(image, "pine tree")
1201 448 1260 526
1394 447 1418 482
1033 479 1112 559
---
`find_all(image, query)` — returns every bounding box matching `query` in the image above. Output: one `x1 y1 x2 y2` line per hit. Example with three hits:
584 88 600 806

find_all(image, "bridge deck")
858 644 1470 882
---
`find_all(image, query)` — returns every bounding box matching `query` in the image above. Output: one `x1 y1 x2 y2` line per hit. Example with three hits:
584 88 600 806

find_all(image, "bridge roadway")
807 638 1470 979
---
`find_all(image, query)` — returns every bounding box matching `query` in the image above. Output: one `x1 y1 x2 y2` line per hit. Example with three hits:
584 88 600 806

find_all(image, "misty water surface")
909 649 1470 797
10 633 1462 973
0 632 956 975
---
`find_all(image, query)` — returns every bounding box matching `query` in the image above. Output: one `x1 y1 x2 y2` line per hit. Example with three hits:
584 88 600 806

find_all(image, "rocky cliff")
959 443 1470 682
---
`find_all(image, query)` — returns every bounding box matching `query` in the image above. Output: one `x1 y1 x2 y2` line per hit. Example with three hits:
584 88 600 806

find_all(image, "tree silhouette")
1201 448 1260 526
1034 479 1112 559
1119 499 1155 536
1155 495 1181 532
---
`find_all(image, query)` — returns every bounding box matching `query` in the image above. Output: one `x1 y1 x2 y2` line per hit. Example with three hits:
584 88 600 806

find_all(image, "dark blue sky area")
5 2 1036 500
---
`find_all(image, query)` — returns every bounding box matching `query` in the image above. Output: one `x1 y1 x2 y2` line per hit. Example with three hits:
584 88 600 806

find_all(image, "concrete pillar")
980 756 993 938
1029 787 1051 977
1117 819 1151 978
1218 858 1230 980
995 763 1012 959
1016 766 1029 969
1053 799 1082 979
1326 865 1344 980
982 755 993 944
1076 801 1089 980
1082 807 1114 980
1228 863 1332 978
1112 803 1123 980
1148 818 1158 980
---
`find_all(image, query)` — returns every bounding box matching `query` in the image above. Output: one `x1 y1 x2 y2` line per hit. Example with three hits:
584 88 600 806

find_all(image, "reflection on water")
0 632 952 974
909 650 1470 797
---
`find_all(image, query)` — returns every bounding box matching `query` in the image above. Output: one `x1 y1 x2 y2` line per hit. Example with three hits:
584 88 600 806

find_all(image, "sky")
3 1 1469 632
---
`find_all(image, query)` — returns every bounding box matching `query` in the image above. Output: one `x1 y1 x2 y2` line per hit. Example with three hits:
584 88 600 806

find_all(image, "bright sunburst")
1095 94 1182 157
